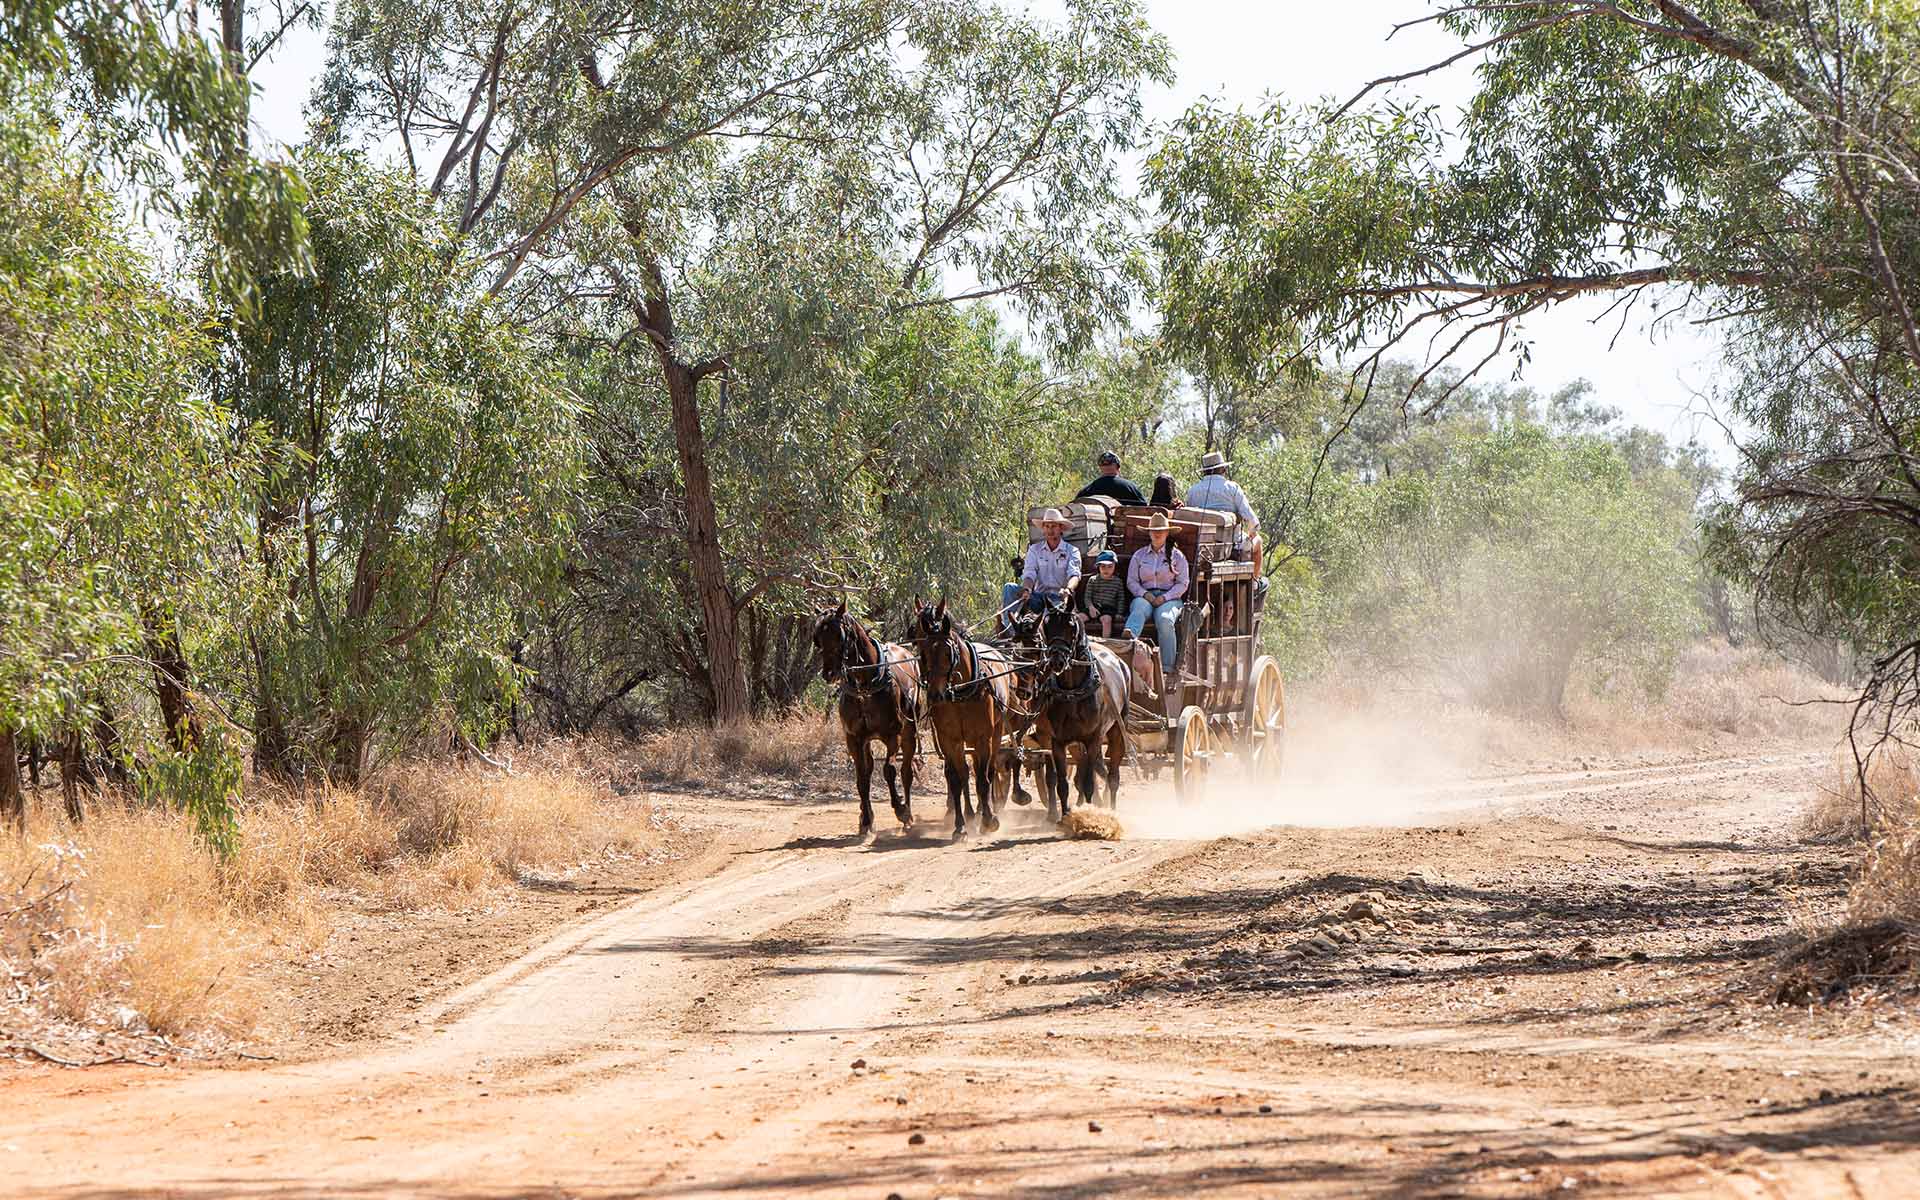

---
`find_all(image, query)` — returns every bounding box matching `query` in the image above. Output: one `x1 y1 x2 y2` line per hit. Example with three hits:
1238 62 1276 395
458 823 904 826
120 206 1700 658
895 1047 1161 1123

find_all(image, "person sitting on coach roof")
1074 449 1147 506
1185 450 1264 578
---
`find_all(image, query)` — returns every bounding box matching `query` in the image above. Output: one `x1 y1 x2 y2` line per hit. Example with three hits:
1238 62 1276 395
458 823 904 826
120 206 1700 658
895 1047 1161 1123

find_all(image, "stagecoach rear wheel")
1241 656 1286 782
1172 705 1212 802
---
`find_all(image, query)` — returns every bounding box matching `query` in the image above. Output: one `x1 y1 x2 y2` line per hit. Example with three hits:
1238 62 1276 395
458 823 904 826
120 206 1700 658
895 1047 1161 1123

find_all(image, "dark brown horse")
813 603 921 839
993 609 1053 813
1036 600 1130 813
913 599 1012 839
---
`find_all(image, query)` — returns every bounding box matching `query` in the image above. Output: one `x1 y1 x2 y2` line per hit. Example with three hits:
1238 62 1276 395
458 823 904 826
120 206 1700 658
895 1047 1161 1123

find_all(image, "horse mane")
914 602 974 643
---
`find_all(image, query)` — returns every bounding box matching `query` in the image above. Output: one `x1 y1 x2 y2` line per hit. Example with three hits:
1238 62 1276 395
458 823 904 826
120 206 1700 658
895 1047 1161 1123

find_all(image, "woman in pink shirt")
1124 513 1189 673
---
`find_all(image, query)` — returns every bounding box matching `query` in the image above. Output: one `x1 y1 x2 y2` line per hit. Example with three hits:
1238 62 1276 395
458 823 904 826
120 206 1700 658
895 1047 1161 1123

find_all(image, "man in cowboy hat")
1125 511 1190 674
1186 449 1264 577
1074 449 1147 505
1001 508 1083 618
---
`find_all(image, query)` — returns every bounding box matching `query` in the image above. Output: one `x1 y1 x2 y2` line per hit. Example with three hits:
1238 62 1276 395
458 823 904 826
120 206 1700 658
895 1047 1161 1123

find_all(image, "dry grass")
1564 641 1845 747
1293 641 1845 780
1781 741 1920 1005
1 745 657 1052
1802 743 1919 842
623 708 841 784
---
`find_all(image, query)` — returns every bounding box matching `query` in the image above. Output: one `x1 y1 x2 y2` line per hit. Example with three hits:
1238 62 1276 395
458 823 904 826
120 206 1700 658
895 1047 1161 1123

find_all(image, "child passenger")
1081 549 1130 637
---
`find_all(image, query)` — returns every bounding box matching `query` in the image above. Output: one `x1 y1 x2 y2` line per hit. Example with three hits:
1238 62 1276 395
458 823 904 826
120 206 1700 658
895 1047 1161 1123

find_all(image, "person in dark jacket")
1074 450 1147 505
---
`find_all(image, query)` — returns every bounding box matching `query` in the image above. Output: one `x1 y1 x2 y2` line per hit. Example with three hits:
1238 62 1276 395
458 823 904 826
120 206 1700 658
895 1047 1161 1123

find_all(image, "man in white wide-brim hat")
1185 449 1264 577
1000 507 1083 618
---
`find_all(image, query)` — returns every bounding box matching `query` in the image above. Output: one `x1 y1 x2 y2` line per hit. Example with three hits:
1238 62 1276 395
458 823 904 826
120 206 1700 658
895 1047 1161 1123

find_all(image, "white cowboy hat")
1033 507 1071 528
1199 450 1231 472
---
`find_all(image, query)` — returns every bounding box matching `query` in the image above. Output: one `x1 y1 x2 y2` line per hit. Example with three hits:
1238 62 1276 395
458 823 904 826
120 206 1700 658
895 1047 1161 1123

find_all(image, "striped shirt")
1082 573 1130 618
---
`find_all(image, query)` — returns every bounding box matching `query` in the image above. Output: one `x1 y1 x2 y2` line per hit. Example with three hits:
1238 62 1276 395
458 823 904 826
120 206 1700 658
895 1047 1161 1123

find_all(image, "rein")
834 614 896 701
1039 625 1101 704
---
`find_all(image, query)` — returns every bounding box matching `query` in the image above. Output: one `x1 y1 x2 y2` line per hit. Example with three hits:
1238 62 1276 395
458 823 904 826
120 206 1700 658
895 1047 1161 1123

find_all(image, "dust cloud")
1115 699 1505 840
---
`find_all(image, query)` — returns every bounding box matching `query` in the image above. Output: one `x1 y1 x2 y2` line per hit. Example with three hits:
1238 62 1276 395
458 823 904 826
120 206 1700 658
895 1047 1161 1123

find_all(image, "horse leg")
882 755 904 825
1049 743 1071 821
1075 740 1098 808
852 738 876 840
899 723 916 826
1104 723 1126 808
944 756 968 839
973 741 999 835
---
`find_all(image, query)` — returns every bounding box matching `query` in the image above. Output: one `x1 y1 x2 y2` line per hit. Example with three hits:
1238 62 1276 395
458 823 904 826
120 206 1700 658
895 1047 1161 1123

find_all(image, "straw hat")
1034 507 1071 529
1145 512 1172 533
1199 450 1231 473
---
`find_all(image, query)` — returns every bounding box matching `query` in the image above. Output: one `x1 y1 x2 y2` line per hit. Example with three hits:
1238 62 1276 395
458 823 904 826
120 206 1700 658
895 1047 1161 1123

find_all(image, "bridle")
922 613 991 705
1039 608 1100 703
827 612 895 701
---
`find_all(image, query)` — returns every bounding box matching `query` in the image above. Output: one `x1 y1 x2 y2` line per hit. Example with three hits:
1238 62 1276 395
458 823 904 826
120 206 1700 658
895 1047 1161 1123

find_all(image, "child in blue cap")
1081 549 1130 638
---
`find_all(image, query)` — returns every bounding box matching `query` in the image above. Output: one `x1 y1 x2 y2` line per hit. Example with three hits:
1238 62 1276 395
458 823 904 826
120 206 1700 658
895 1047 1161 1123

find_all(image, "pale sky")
244 2 1728 449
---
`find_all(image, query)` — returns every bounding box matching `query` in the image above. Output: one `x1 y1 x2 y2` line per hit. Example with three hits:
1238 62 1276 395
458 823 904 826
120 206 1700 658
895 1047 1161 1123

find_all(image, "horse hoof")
859 829 877 846
1011 788 1033 807
981 817 1001 835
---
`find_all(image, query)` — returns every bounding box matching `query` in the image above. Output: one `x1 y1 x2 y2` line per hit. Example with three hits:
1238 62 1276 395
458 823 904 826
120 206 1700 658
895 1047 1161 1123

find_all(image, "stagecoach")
1005 497 1286 800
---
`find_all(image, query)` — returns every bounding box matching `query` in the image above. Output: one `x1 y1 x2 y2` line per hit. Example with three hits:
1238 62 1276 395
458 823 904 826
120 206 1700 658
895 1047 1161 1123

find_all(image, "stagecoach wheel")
1242 656 1286 782
1172 705 1212 803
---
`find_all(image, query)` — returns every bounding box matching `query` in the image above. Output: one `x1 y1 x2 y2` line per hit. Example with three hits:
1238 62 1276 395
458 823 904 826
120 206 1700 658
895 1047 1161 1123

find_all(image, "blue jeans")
1001 582 1063 615
1126 596 1184 672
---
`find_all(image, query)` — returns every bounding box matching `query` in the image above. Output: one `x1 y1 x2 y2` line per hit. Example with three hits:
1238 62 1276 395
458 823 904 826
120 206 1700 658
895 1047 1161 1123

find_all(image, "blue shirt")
1021 539 1082 592
1186 474 1257 527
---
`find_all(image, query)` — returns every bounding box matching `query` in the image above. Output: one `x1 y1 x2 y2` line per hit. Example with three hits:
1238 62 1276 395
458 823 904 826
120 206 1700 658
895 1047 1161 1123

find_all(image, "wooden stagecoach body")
1016 499 1286 798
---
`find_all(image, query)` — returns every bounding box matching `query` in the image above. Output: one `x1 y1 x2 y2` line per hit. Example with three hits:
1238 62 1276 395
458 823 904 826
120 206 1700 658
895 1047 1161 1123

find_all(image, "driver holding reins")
1001 508 1083 619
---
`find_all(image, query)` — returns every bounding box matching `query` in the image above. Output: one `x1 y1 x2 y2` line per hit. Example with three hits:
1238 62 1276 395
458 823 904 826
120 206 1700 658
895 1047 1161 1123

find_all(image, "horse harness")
1040 623 1102 704
927 625 996 706
834 614 899 704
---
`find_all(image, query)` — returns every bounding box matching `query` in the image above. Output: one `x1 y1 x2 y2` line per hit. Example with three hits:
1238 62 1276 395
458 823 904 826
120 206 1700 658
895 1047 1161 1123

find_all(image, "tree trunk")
143 607 203 752
0 727 22 831
660 357 750 725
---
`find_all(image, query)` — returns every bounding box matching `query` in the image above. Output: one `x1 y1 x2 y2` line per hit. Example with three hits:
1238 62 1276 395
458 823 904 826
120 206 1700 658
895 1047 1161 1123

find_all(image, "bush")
1261 422 1700 716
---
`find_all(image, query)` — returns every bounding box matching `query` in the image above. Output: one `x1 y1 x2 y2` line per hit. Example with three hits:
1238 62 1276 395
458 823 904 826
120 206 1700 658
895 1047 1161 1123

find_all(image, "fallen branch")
20 1044 162 1068
0 880 72 921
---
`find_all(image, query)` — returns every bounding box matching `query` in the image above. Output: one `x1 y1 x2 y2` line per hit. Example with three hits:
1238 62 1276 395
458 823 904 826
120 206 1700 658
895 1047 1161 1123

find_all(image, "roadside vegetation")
4 0 1918 1047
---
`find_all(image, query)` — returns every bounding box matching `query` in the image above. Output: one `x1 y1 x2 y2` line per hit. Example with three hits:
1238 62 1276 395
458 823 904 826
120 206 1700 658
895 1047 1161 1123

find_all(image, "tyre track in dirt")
6 748 1919 1198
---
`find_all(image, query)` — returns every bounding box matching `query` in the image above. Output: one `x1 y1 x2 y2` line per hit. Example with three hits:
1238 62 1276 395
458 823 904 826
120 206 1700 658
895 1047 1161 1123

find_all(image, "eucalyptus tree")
213 152 581 780
0 100 268 822
322 0 1171 724
1147 1 1920 742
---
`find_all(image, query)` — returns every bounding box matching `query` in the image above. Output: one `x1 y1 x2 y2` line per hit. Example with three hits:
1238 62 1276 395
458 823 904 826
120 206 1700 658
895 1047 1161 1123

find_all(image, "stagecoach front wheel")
1172 705 1212 803
1242 656 1286 782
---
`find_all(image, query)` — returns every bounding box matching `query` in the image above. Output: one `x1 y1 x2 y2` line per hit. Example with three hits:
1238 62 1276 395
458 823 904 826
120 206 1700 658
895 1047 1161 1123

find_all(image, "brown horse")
993 609 1052 812
913 599 1012 840
812 603 921 840
1036 600 1130 813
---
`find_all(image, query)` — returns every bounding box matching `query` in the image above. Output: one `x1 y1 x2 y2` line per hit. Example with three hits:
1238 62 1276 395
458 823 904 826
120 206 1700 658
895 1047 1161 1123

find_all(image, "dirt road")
7 746 1918 1197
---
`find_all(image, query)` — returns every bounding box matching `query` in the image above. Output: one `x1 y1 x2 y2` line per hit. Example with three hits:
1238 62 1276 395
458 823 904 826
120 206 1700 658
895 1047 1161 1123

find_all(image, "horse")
1036 600 1130 813
993 609 1053 812
912 599 1012 840
812 603 921 840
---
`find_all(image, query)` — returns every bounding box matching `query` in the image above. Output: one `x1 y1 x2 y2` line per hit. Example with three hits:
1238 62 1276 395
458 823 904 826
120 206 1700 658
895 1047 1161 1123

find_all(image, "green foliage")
1146 0 1920 726
137 722 244 858
1 1 310 313
1236 382 1704 715
0 99 259 745
216 152 582 777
